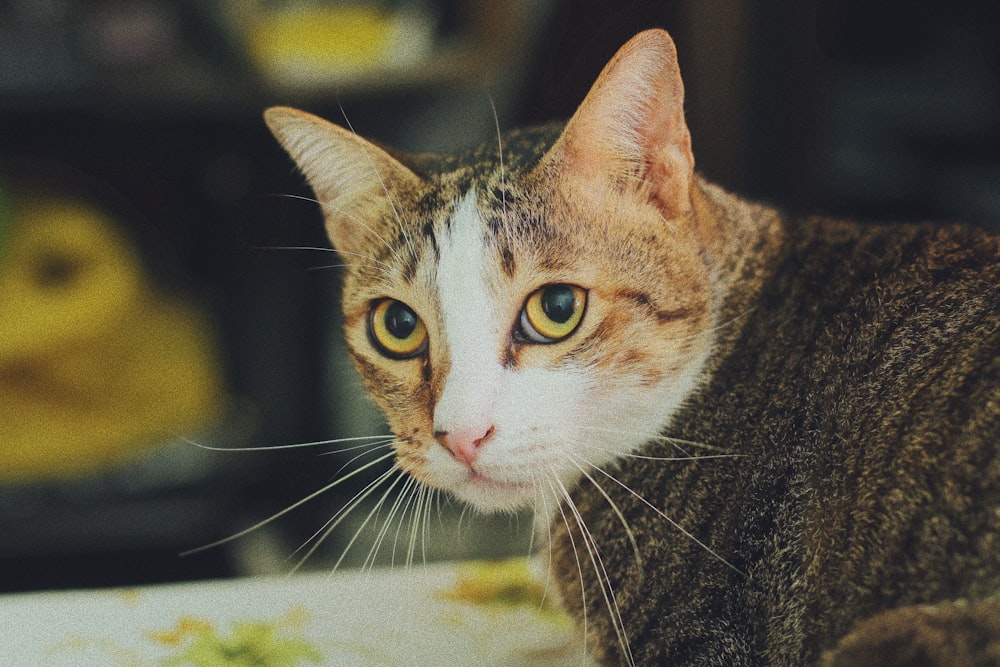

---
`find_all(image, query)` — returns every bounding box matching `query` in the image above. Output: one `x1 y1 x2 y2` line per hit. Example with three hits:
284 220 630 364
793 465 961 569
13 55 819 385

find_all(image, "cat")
264 28 1000 666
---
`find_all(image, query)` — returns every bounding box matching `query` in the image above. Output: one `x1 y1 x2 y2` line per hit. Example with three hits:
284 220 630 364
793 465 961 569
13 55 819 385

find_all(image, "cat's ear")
542 29 694 218
265 106 422 256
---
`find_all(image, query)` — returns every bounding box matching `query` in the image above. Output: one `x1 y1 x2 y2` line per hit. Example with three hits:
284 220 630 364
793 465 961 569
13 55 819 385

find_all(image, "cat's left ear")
540 29 695 218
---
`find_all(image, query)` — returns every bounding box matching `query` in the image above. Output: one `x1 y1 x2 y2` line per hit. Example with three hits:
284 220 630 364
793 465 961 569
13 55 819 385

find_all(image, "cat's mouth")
467 469 532 492
456 468 540 510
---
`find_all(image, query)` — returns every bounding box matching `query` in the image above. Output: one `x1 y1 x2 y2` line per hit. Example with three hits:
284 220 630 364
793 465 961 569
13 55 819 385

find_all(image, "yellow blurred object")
0 192 223 482
240 4 434 88
248 6 394 74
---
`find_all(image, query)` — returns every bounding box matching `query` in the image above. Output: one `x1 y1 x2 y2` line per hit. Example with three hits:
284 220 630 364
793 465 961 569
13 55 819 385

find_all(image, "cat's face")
267 29 713 514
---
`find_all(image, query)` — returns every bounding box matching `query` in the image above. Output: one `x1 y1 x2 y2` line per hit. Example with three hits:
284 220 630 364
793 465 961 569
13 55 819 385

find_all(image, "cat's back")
708 215 997 663
752 216 999 412
766 216 1000 661
568 214 1000 665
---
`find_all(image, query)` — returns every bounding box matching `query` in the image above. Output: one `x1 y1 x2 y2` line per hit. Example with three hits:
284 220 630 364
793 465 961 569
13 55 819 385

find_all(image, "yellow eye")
369 299 428 358
520 284 587 343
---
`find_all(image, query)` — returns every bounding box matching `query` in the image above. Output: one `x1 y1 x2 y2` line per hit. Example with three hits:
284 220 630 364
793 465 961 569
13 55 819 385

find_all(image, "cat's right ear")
265 107 422 257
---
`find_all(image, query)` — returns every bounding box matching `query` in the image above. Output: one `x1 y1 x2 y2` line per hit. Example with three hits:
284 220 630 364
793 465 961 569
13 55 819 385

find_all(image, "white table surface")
2 558 595 666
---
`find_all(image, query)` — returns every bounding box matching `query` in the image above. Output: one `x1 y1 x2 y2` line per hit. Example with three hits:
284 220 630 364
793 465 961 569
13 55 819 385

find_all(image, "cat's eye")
519 284 587 343
369 299 428 359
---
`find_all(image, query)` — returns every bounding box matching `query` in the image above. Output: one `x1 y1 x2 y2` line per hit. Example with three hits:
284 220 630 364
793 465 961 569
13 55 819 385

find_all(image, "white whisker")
320 247 397 272
546 476 592 666
254 244 336 253
577 423 737 456
424 487 439 565
328 441 394 484
687 307 757 344
265 191 409 268
182 434 392 454
568 456 643 573
488 95 507 217
532 473 557 613
257 242 398 278
338 107 418 263
181 449 396 557
624 451 744 462
592 466 747 578
552 475 634 666
369 474 419 572
405 483 427 569
329 467 410 573
290 462 401 571
315 204 409 269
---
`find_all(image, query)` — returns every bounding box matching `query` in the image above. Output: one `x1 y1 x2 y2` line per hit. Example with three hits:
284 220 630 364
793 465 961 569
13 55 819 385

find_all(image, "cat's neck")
690 177 786 361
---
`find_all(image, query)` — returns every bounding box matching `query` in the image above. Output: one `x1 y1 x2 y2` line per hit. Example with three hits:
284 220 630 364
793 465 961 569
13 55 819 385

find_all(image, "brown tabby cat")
265 29 999 666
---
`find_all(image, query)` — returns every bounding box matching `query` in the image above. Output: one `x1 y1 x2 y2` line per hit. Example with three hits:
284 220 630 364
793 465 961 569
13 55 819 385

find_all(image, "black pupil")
541 286 576 324
385 301 418 339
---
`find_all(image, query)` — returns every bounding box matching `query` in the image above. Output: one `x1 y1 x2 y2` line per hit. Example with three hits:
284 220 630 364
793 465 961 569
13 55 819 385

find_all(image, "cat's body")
551 192 1000 665
266 29 1000 666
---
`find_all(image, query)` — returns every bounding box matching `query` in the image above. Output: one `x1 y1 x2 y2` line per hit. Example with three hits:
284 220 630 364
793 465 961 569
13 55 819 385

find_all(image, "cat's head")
266 29 718 514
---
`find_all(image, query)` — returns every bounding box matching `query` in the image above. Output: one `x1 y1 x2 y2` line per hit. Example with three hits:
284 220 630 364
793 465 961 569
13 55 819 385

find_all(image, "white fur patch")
429 190 593 512
433 189 503 435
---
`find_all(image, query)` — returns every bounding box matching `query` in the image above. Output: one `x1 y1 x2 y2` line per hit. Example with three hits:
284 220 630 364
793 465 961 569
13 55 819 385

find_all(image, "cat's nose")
435 425 495 467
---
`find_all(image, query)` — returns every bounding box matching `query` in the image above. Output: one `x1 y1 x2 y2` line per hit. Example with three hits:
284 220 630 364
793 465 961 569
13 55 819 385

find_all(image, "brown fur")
548 183 1000 664
267 29 999 667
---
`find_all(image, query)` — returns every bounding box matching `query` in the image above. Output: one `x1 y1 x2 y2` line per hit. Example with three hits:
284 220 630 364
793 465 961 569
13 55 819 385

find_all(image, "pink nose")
436 425 495 467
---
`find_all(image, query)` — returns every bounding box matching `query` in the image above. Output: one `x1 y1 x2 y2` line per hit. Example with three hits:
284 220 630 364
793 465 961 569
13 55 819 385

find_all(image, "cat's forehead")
345 124 570 296
409 123 562 187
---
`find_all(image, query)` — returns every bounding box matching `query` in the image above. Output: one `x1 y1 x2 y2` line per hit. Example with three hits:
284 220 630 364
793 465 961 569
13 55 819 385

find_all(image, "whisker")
546 475 591 666
387 477 418 569
262 190 409 269
363 473 415 572
305 263 361 273
577 424 736 456
433 488 447 535
531 473 557 613
318 247 396 271
183 434 392 454
382 475 424 570
327 441 394 483
456 500 472 536
553 475 634 666
181 449 397 556
251 244 393 276
488 95 507 218
403 483 425 569
688 306 757 344
409 484 434 568
559 480 634 666
338 106 418 264
290 463 401 571
253 244 337 253
270 192 323 206
656 209 680 234
592 465 747 578
314 204 408 269
568 456 643 573
425 488 440 565
624 451 744 462
253 241 398 279
329 468 410 573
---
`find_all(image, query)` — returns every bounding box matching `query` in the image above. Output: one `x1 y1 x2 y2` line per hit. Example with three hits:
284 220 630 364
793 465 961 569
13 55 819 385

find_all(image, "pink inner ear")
547 29 695 218
647 128 695 218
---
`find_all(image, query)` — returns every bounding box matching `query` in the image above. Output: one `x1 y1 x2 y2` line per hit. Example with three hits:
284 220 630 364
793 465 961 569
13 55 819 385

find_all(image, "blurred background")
1 0 997 592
